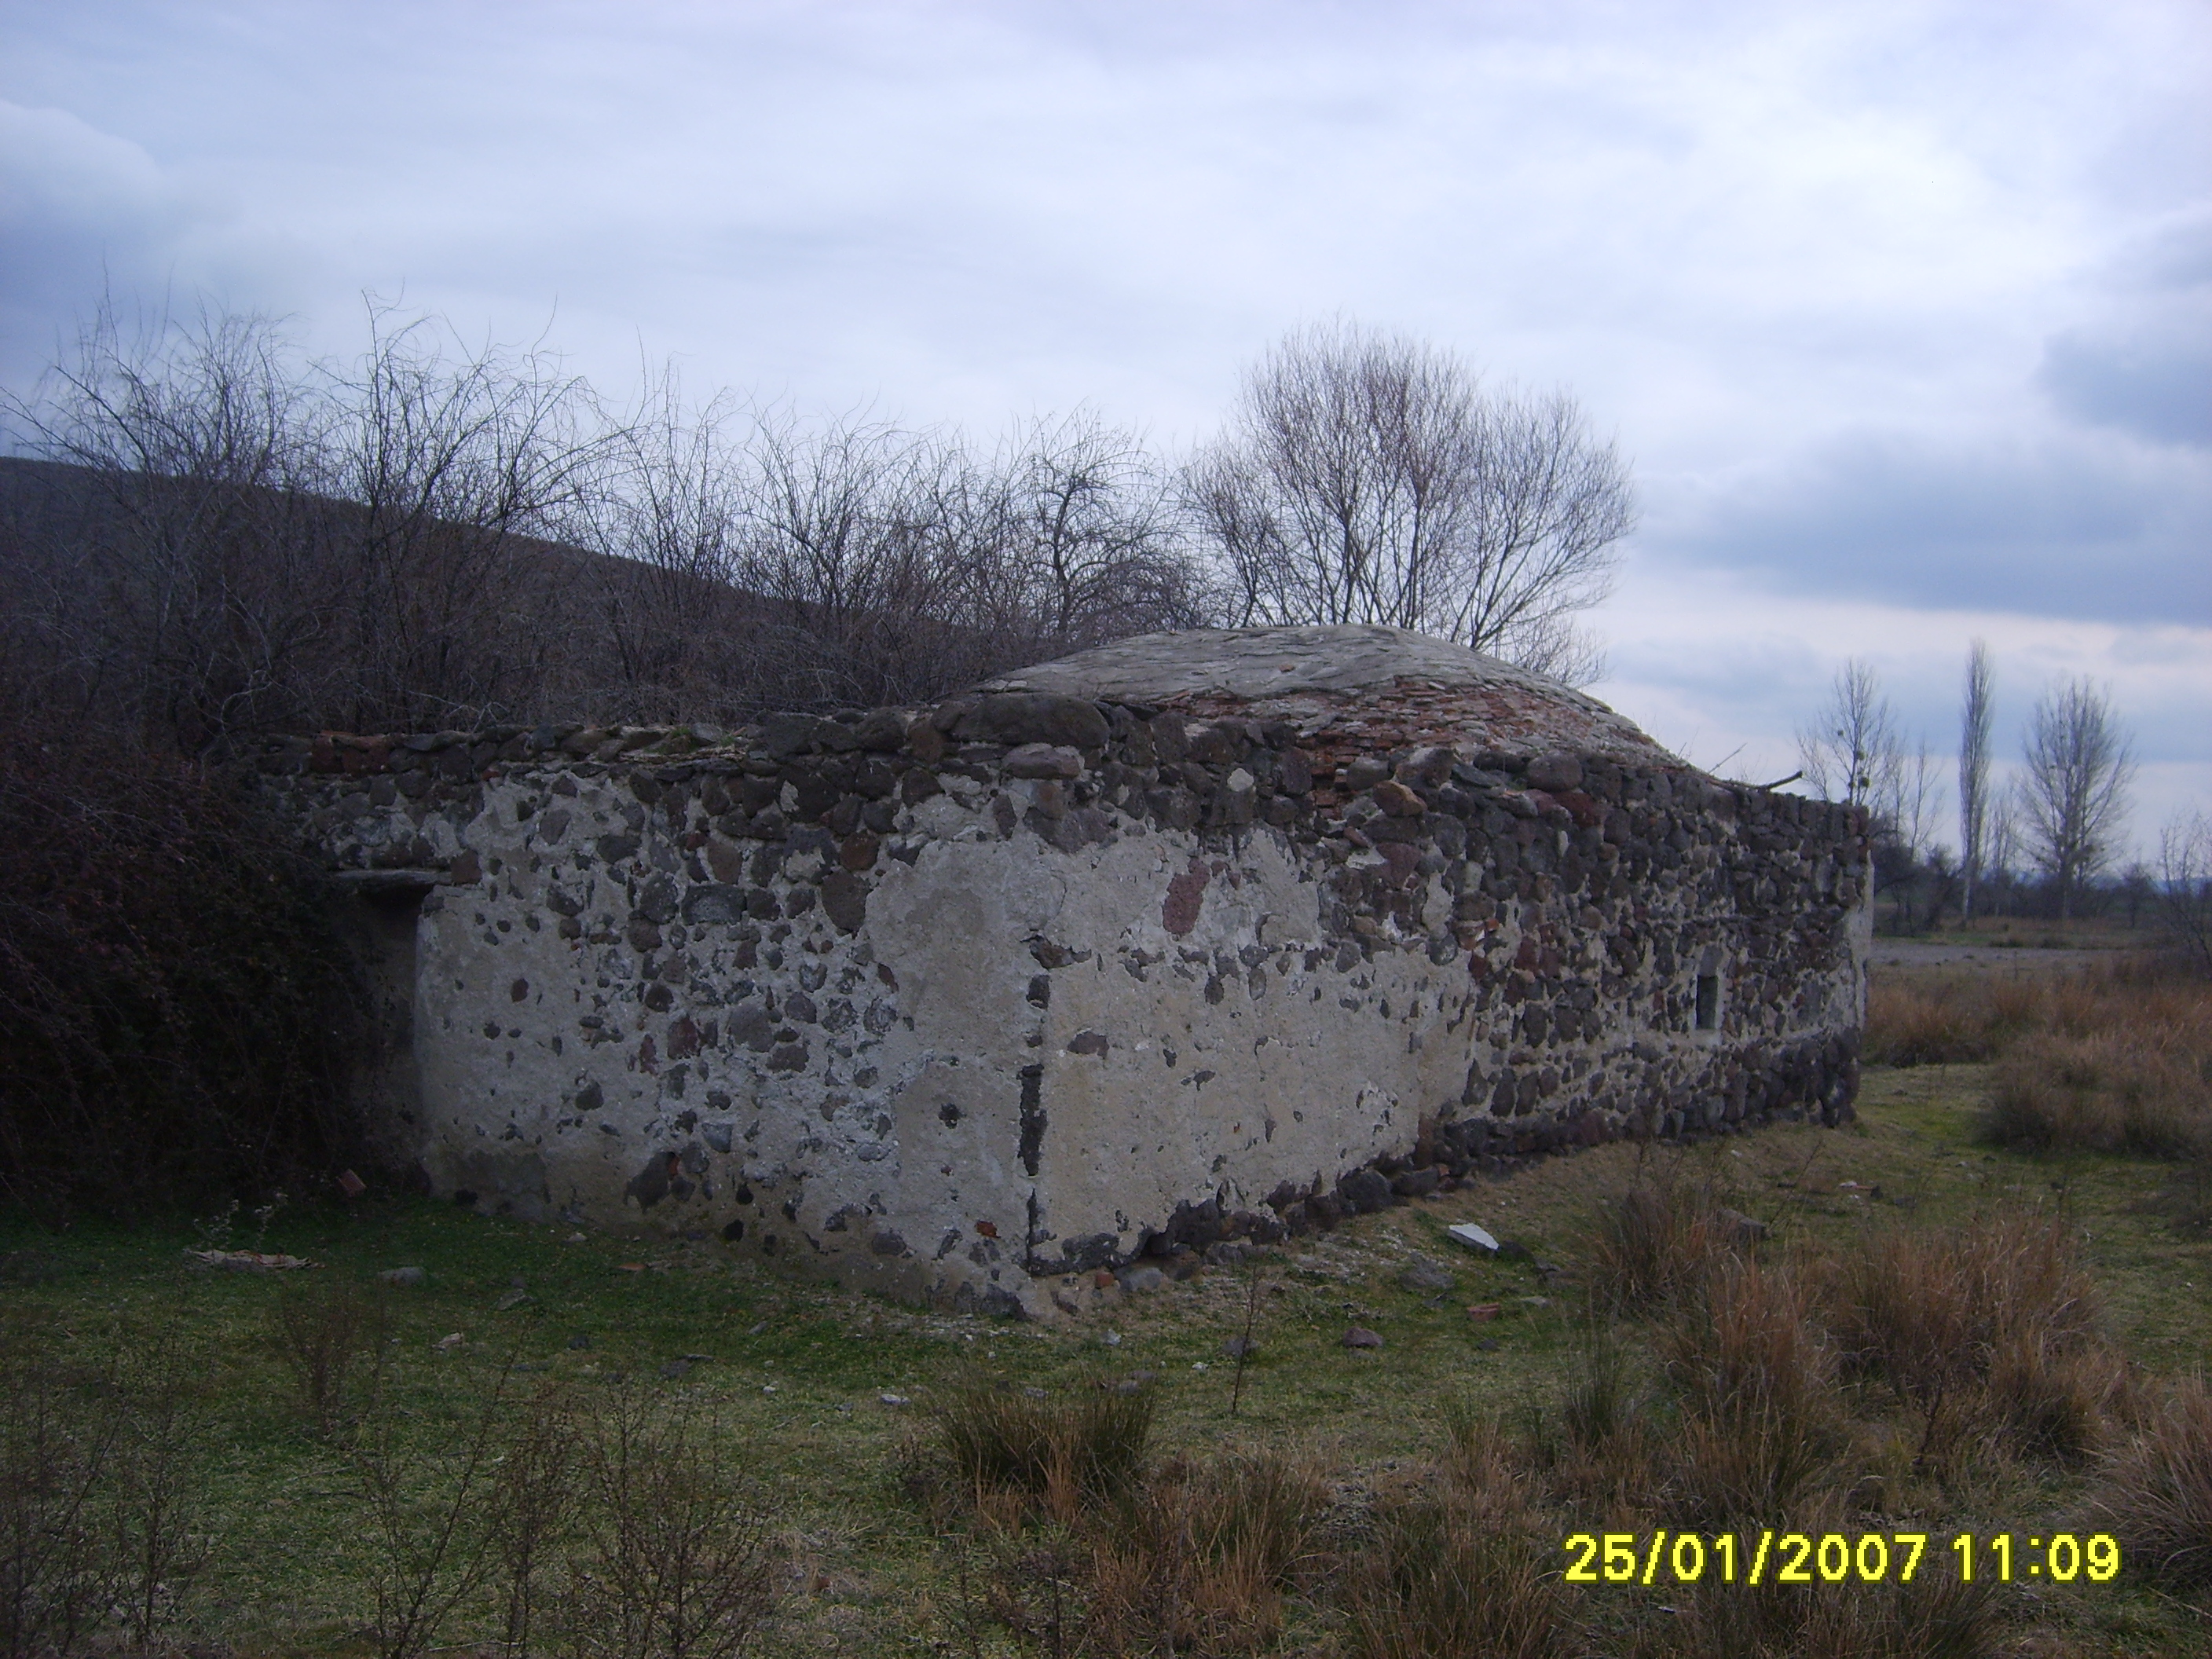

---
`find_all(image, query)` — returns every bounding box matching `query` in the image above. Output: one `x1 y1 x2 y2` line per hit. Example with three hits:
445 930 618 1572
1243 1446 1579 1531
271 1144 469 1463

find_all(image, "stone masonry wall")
258 683 1870 1319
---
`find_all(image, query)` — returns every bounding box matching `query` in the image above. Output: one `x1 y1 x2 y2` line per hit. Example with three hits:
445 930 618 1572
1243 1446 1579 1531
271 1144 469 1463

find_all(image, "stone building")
262 624 1870 1318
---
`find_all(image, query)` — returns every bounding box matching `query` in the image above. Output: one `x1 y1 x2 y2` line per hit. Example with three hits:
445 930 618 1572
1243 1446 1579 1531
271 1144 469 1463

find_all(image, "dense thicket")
0 306 1211 749
0 727 365 1210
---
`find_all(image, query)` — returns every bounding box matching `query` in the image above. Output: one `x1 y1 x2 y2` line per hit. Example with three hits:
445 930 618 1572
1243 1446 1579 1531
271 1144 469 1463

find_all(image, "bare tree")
728 407 1209 712
2019 677 2135 918
731 409 975 708
1886 738 1945 866
2157 810 2212 976
1986 784 2021 892
3 296 1212 739
1184 320 1632 684
987 411 1211 653
2 298 619 742
1796 660 1901 811
1957 639 1994 921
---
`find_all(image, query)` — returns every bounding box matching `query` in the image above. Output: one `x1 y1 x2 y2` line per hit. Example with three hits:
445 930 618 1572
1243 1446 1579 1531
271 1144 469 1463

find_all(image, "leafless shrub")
348 1361 511 1659
490 1380 582 1658
101 1324 218 1654
563 1386 777 1659
0 1315 113 1658
269 1280 386 1439
0 731 367 1212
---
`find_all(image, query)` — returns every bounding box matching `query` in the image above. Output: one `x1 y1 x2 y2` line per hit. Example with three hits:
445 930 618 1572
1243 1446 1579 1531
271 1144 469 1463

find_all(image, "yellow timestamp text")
1560 1531 2122 1586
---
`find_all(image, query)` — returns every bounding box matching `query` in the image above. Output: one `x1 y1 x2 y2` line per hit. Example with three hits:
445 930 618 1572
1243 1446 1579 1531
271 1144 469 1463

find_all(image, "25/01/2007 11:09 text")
1562 1531 2122 1586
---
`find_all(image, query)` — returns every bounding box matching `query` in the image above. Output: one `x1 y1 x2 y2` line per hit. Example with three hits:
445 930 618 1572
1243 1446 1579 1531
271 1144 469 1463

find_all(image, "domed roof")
979 624 1682 768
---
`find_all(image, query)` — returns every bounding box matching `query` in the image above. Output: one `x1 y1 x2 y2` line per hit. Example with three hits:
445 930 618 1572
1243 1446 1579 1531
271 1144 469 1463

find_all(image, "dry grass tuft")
1657 1257 1846 1526
2087 1375 2212 1592
1346 1489 1573 1659
1864 972 2049 1065
931 1382 1154 1523
1984 1030 2212 1159
1643 1553 2002 1659
1866 957 2212 1159
1983 1333 2128 1464
1584 1166 1748 1313
1086 1451 1330 1657
1869 956 2211 1064
1829 1214 2110 1461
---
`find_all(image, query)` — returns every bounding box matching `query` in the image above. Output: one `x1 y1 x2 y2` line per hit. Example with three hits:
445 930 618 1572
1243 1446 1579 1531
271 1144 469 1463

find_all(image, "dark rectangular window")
1694 973 1720 1031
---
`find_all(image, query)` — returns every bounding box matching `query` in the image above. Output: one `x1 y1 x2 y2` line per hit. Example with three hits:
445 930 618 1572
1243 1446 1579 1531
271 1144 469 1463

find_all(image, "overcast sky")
3 0 2207 851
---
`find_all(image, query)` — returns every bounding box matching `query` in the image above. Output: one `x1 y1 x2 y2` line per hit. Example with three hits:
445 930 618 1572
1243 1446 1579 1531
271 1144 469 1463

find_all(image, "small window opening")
1694 973 1720 1031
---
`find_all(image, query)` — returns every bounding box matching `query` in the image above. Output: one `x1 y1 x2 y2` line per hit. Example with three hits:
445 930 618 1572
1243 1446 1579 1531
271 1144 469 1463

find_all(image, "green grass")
4 1056 2209 1657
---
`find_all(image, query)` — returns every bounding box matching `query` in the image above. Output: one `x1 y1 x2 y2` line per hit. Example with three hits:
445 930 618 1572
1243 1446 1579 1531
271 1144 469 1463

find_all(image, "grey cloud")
2037 213 2212 449
0 101 204 383
1650 431 2212 626
2039 324 2212 449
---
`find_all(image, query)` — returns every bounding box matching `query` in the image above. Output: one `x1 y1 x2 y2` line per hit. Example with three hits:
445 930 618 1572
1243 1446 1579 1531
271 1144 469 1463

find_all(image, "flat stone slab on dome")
976 624 1579 703
978 624 1676 767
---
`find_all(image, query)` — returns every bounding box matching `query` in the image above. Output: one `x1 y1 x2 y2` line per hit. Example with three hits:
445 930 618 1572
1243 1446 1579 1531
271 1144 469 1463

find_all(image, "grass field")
4 954 2208 1657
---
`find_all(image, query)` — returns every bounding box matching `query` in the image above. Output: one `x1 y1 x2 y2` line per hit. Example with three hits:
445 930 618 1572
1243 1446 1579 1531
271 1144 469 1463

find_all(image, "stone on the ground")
1398 1256 1456 1292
